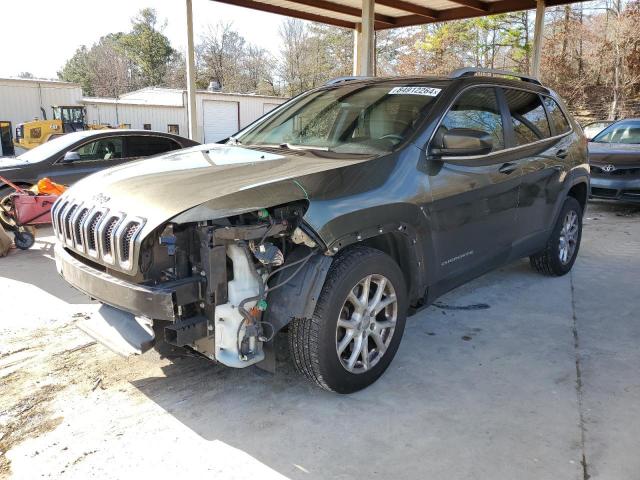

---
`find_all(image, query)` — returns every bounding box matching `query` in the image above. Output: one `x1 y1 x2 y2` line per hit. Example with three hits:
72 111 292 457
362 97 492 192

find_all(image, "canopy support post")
531 0 545 79
353 0 375 76
185 0 198 141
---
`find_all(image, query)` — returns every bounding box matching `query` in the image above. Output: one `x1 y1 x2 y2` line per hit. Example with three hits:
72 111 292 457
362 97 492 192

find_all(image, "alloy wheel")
558 210 579 264
335 274 398 374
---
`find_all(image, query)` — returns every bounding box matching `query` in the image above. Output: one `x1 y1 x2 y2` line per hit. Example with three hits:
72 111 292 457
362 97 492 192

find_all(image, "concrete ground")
0 201 638 480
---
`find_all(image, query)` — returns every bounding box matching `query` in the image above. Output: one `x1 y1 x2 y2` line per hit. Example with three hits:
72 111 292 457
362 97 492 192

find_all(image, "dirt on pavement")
0 201 639 480
0 317 175 477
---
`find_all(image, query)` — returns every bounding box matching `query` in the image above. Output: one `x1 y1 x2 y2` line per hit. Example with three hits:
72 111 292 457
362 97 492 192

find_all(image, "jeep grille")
52 198 145 273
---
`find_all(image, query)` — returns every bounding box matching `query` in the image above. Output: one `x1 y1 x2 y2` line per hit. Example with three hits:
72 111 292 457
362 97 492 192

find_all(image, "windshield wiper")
279 143 329 151
246 143 331 152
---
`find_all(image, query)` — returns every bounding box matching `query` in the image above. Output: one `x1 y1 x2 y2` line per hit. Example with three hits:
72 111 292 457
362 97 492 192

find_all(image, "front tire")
288 246 407 393
530 196 583 276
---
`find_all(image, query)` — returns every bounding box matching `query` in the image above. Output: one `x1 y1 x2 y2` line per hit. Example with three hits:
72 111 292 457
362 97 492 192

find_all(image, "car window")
235 84 441 155
583 121 611 140
74 137 124 161
127 136 182 157
440 87 505 152
503 89 551 146
542 97 571 135
592 121 640 144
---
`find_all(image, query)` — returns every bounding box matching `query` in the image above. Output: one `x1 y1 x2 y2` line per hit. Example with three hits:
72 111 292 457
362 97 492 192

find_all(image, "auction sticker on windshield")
389 86 442 96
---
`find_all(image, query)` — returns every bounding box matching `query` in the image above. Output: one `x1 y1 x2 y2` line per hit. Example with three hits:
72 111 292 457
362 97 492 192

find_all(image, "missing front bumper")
55 243 202 321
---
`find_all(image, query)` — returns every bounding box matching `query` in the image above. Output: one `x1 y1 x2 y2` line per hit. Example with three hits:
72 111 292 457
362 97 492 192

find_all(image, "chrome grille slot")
85 211 104 256
50 199 61 236
62 204 78 246
116 220 142 267
72 206 90 249
54 200 69 240
103 217 119 255
98 214 122 264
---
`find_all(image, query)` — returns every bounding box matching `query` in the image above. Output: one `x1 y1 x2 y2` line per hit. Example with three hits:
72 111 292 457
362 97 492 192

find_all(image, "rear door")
502 89 572 245
426 86 521 280
125 135 183 160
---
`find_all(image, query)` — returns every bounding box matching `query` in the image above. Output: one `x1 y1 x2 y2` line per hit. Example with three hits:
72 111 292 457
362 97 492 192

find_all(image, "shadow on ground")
130 259 582 479
0 227 90 305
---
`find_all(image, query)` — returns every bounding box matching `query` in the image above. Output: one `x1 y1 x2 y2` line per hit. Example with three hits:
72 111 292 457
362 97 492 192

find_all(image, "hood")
0 156 27 169
61 144 372 238
589 142 640 166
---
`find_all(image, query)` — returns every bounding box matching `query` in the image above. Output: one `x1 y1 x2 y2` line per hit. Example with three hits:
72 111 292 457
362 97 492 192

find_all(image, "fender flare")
549 171 589 227
263 248 333 333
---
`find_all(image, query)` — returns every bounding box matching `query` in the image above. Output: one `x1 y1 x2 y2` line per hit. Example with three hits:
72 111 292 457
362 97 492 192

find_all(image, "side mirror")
431 128 493 157
62 151 80 163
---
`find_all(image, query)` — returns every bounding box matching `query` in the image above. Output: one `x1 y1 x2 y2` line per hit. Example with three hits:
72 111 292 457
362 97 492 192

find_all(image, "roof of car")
320 74 551 95
60 129 161 138
53 129 194 143
611 118 640 123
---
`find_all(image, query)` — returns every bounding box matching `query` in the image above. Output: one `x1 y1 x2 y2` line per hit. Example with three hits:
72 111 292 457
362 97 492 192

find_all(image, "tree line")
58 2 640 120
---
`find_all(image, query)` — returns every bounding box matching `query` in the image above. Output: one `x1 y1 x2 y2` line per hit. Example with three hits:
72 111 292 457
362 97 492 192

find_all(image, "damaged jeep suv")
53 68 589 393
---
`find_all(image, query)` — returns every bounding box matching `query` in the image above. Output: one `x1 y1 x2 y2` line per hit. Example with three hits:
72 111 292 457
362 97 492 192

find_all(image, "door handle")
498 162 518 174
555 149 569 159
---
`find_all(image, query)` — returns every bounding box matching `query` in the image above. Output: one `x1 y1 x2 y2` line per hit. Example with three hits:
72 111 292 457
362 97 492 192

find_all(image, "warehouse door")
203 100 239 143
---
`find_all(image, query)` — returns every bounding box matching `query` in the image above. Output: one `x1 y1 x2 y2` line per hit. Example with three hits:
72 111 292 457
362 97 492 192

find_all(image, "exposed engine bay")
132 201 321 368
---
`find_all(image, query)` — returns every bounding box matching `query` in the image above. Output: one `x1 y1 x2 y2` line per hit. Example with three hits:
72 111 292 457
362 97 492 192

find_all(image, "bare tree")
198 22 246 91
197 22 277 95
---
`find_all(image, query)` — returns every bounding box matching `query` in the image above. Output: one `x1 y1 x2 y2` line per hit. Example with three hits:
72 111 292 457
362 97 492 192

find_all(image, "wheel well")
568 182 587 211
357 232 418 301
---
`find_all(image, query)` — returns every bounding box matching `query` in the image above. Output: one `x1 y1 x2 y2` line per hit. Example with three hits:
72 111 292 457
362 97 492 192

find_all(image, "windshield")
17 132 85 162
592 121 640 144
234 83 442 155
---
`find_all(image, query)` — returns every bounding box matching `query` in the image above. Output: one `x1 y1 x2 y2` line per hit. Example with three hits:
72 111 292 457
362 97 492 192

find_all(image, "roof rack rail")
324 76 373 86
449 67 542 86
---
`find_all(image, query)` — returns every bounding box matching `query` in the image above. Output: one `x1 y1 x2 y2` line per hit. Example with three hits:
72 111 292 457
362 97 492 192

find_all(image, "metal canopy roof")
212 0 582 30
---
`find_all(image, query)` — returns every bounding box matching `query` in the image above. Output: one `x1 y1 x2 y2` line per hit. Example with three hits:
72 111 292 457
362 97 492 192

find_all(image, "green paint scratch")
292 180 309 200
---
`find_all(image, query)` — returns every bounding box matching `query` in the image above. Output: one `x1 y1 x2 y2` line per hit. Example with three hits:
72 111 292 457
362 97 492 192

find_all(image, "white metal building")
83 87 287 143
0 77 83 134
0 78 287 152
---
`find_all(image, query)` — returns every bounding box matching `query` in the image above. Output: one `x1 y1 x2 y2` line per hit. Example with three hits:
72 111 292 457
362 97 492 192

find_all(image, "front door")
0 121 14 156
44 136 127 185
425 86 521 283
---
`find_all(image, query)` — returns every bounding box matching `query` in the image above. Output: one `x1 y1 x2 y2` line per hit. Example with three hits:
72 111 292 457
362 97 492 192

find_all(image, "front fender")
304 202 433 304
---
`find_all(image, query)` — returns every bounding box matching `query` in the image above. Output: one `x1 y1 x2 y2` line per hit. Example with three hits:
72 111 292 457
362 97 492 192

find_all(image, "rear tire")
530 196 582 276
288 246 407 393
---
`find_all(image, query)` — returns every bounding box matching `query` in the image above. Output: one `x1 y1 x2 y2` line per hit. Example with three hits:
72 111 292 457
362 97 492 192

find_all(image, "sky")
0 0 284 79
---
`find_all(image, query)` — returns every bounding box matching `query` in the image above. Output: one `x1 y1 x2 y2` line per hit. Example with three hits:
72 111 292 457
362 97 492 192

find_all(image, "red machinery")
0 176 59 250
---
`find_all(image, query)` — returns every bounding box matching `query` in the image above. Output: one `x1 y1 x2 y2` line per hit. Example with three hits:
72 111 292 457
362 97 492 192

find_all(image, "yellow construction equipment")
13 106 113 150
